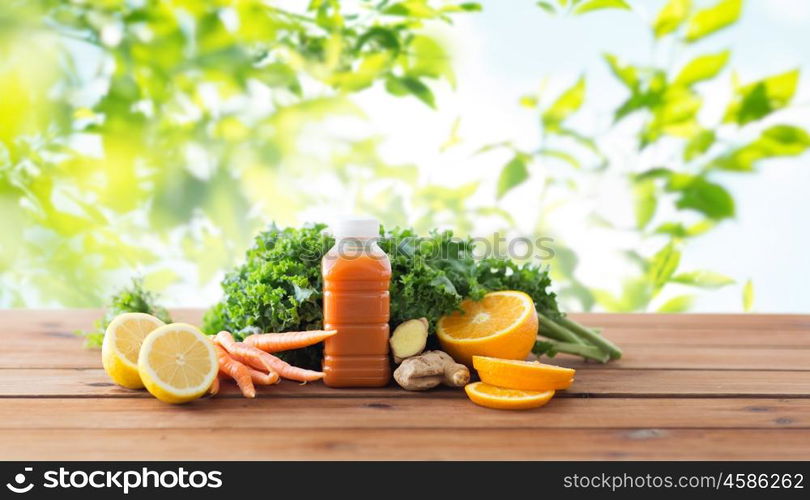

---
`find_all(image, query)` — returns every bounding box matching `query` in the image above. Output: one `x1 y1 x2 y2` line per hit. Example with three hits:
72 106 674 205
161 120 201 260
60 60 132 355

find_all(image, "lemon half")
101 312 166 389
137 323 217 404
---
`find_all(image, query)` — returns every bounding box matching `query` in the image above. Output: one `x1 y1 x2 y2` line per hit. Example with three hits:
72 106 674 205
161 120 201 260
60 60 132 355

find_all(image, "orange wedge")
473 355 575 391
465 382 555 410
436 291 538 366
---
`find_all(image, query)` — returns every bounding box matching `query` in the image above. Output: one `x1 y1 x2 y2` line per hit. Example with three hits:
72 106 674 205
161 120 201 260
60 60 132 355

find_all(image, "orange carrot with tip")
244 330 337 353
216 331 325 382
249 368 280 385
214 343 255 398
208 375 220 396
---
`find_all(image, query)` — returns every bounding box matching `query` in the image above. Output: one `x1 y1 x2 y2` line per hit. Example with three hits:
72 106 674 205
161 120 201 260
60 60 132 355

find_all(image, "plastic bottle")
322 217 391 387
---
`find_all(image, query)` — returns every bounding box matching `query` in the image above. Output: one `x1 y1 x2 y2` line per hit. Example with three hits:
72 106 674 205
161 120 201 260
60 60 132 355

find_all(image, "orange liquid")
322 246 391 387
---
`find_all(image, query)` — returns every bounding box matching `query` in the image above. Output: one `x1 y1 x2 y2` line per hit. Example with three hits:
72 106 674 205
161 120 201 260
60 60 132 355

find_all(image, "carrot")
208 375 220 396
259 352 325 382
215 331 275 372
216 331 324 382
244 330 337 353
214 343 255 399
249 368 280 386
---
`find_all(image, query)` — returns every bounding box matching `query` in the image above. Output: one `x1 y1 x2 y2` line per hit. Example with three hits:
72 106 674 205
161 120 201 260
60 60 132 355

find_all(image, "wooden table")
1 310 809 460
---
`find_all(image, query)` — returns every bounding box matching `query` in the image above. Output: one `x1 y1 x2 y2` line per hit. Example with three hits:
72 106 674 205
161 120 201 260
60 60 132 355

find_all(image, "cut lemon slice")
437 291 538 366
473 355 575 391
137 323 217 404
101 312 166 389
465 382 555 410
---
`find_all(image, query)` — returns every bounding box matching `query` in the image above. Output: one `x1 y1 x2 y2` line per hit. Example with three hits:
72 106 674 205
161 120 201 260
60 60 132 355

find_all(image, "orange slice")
473 355 575 391
465 382 555 410
437 291 538 366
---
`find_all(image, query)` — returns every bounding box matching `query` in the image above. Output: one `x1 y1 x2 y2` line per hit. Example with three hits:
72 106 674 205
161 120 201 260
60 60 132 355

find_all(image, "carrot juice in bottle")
322 217 391 387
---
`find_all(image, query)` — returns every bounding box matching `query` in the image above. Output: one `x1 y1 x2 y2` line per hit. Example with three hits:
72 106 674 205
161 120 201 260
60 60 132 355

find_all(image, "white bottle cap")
331 216 380 239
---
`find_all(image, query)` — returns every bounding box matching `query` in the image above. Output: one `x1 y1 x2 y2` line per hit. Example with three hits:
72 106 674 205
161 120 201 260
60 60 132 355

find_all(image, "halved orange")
437 291 537 366
465 382 555 410
473 355 575 391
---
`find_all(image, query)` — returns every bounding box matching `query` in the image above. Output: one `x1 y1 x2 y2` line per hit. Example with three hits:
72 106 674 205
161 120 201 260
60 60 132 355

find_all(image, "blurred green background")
1 0 808 312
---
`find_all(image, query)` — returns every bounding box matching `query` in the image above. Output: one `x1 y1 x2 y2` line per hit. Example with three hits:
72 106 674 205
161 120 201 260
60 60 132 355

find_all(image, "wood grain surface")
1 310 808 460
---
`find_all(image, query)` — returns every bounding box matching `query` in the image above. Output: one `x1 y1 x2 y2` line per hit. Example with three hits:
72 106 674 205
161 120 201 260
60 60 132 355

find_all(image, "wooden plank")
0 397 806 430
3 369 810 398
556 345 810 370
570 313 810 330
4 310 810 369
7 344 808 370
589 328 810 347
1 428 808 460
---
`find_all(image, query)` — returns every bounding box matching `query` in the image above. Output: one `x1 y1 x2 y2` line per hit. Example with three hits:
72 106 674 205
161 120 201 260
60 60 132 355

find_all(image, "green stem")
533 340 609 363
558 316 622 360
537 312 586 345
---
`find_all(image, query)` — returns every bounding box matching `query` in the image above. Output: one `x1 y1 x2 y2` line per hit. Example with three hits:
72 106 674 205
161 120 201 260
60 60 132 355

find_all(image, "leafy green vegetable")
78 278 172 347
202 223 566 369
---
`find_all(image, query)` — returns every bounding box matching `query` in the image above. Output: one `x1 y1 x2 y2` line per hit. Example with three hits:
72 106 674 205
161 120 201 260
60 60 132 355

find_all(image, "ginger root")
394 350 470 391
389 318 429 363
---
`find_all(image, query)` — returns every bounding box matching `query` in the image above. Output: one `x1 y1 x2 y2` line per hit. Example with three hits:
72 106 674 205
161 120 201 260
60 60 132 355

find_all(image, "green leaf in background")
713 124 810 171
654 220 715 238
441 2 483 12
674 50 730 87
537 1 557 14
633 179 657 229
685 0 742 42
543 76 586 130
385 76 437 108
657 294 694 312
672 270 735 288
603 53 638 88
496 154 530 199
648 241 681 291
143 269 181 292
406 35 456 87
743 279 754 312
634 167 674 181
684 129 716 161
724 69 800 125
520 95 539 108
592 278 652 312
539 148 580 168
666 174 735 219
642 86 702 144
384 0 439 17
331 52 393 91
574 0 631 15
653 0 692 38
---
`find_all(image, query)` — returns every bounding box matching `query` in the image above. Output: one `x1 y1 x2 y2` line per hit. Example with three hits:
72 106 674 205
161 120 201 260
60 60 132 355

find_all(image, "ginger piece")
394 350 470 391
390 318 429 363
